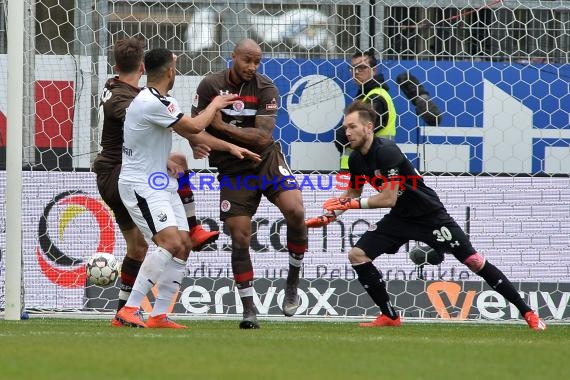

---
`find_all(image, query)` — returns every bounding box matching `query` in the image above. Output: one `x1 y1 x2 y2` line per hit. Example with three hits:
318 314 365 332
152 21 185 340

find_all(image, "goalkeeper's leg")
348 223 404 327
443 216 546 330
462 252 546 330
349 247 400 327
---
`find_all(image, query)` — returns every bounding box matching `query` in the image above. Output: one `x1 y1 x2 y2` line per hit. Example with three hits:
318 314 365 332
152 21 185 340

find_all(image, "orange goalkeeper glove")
305 213 337 228
322 197 369 212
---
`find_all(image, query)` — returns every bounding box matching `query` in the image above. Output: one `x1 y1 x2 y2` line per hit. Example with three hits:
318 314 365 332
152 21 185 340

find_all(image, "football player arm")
340 187 364 200
323 163 401 211
307 187 363 228
186 129 233 152
173 94 238 138
190 143 211 159
210 113 274 150
361 146 404 208
322 187 397 211
186 131 261 162
322 187 366 212
365 184 398 208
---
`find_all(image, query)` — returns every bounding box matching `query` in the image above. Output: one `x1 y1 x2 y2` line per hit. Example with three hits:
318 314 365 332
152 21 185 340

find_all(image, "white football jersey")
119 87 183 191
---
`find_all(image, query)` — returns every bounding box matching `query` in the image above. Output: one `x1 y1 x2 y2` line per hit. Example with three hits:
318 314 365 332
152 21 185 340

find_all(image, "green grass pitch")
0 318 568 380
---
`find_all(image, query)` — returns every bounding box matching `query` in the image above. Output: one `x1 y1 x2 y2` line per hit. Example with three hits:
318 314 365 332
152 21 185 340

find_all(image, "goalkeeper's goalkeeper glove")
322 197 370 212
305 213 337 228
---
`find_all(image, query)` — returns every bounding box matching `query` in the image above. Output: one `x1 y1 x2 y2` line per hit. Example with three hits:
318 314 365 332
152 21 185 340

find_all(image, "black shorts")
218 143 298 220
93 161 135 231
355 209 476 263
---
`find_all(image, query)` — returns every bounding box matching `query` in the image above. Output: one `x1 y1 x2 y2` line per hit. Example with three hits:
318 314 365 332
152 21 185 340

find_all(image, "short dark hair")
351 49 388 90
351 49 378 68
345 100 377 126
144 48 174 77
113 37 144 73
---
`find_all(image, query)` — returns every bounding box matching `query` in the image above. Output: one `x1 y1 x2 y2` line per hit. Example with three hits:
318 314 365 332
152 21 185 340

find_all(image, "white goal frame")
5 0 24 321
2 0 569 323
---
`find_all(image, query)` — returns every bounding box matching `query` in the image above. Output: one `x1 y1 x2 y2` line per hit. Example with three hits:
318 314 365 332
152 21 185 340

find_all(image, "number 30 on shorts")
433 226 453 242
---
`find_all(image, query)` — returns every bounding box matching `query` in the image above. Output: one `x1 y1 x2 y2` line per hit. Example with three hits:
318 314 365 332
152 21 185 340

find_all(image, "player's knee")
230 231 251 249
156 232 185 258
279 198 304 221
285 206 305 225
463 252 486 273
348 247 368 265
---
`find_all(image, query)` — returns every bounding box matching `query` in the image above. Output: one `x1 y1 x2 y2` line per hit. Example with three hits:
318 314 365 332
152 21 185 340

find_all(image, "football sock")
477 261 532 314
353 262 398 319
240 295 256 313
117 256 143 311
286 239 307 286
177 170 198 229
238 287 255 313
232 247 255 311
151 257 186 317
125 247 173 308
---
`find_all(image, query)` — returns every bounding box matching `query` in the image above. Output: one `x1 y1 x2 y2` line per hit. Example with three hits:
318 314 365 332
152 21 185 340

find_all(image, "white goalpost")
1 0 569 323
4 0 24 320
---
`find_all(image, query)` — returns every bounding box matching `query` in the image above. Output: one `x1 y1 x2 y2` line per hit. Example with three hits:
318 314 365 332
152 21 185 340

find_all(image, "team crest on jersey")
157 211 168 223
220 200 231 212
266 98 278 110
167 102 177 115
233 100 245 113
387 168 399 178
192 93 199 107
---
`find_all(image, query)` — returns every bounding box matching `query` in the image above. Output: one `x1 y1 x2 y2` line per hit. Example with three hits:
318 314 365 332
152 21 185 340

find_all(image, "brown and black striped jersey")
96 77 140 169
192 69 279 174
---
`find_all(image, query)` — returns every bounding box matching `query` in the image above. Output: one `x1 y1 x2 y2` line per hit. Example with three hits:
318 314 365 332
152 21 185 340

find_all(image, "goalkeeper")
306 100 546 330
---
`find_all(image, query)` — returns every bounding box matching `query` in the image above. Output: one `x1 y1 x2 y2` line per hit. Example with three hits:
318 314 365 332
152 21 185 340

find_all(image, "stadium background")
0 0 569 322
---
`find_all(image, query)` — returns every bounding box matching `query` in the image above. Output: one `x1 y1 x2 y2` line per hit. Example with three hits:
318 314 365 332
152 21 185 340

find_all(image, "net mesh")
0 0 569 322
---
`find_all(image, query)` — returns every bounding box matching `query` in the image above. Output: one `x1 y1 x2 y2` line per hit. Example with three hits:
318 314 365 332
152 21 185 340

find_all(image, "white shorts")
118 181 189 240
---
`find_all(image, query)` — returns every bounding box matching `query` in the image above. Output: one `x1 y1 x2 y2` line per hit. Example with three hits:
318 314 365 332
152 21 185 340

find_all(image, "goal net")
1 0 569 323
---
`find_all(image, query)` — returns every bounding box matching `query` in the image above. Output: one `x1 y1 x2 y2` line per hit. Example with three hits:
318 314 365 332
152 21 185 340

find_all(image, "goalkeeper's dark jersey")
348 137 444 218
191 69 279 175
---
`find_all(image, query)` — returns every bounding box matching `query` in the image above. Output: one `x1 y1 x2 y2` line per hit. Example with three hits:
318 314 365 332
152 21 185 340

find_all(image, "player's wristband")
359 198 370 209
